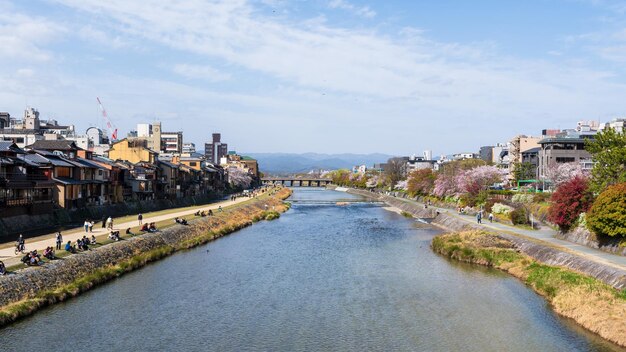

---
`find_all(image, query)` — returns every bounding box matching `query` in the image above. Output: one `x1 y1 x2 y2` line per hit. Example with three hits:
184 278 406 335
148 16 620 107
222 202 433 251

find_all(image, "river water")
0 188 621 351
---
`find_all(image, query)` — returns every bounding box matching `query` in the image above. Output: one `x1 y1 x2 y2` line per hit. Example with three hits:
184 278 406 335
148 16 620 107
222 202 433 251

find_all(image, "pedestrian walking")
89 221 94 232
84 220 90 233
488 213 494 223
476 212 482 224
106 216 113 230
55 232 63 250
138 213 143 226
101 215 106 228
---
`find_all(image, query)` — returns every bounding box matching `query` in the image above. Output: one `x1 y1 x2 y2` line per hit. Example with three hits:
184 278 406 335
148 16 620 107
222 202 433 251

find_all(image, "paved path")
0 195 260 267
390 195 626 271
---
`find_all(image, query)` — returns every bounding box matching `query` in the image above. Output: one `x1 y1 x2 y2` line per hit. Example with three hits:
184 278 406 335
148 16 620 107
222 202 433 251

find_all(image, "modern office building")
205 133 228 165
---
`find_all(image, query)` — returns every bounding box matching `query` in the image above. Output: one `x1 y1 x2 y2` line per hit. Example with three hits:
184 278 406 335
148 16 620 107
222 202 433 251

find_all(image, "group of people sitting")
194 209 214 217
174 217 188 225
140 222 158 233
21 250 43 266
109 230 121 241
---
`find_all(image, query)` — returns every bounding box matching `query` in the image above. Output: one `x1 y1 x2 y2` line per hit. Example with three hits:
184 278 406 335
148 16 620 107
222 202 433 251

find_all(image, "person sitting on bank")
65 240 76 253
29 250 41 266
175 217 188 225
43 246 56 260
194 210 201 216
0 260 6 275
126 227 134 236
208 209 213 216
140 223 149 232
109 231 120 241
91 234 97 245
148 222 158 232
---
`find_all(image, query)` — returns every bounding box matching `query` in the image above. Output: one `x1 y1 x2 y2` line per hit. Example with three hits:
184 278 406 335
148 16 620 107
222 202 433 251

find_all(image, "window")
556 157 575 163
189 162 197 166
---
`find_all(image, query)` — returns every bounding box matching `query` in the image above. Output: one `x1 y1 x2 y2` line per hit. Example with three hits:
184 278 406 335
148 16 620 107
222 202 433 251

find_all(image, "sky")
1 0 626 156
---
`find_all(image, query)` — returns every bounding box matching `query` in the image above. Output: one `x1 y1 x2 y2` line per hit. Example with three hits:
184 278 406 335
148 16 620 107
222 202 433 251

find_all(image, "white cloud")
173 63 231 81
78 25 129 49
328 0 376 18
0 12 65 61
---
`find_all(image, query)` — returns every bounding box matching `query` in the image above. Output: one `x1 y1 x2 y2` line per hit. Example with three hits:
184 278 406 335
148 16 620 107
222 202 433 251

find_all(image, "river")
0 188 621 351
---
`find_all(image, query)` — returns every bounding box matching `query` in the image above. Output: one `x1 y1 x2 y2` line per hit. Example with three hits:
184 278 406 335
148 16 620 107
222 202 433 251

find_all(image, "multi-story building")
406 154 436 173
108 139 158 164
452 152 479 160
0 142 55 216
182 142 196 155
161 131 183 154
479 146 494 163
134 122 162 152
205 133 228 165
538 132 594 180
0 112 10 129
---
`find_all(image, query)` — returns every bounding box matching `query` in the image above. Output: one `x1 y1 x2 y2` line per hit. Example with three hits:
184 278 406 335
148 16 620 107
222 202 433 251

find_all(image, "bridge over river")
262 177 332 187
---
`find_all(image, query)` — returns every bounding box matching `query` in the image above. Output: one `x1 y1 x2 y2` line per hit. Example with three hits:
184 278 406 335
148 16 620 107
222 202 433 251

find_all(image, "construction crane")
96 97 118 140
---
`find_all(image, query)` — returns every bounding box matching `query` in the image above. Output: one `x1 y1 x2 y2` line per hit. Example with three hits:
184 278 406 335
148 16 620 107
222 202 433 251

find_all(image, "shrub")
547 176 593 232
587 183 626 237
511 194 534 204
492 203 513 215
510 207 529 225
532 193 550 203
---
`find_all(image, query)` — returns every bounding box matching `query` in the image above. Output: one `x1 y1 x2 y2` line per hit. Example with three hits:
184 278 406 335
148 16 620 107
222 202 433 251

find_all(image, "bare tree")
384 157 406 189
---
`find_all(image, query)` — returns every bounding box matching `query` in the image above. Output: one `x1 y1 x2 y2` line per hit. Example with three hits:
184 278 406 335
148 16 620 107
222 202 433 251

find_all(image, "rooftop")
27 139 83 151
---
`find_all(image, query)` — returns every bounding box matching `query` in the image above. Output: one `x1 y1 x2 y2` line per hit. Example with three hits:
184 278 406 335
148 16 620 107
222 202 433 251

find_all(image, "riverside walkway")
0 193 265 268
390 194 626 271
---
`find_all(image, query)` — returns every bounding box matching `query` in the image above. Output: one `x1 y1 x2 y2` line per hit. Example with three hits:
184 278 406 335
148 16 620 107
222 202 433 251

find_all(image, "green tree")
587 183 626 238
512 162 536 183
585 128 626 192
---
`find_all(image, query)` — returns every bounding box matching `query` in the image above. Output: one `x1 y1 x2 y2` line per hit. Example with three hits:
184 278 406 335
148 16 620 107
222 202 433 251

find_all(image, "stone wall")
557 227 626 257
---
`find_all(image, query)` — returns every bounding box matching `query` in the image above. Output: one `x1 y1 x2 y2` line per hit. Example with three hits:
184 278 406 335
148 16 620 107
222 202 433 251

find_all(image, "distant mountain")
243 152 394 175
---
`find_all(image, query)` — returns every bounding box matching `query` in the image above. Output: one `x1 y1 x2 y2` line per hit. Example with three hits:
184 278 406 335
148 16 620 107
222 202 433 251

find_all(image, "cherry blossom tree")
455 165 506 196
228 167 253 189
545 162 589 188
394 179 408 191
433 174 458 197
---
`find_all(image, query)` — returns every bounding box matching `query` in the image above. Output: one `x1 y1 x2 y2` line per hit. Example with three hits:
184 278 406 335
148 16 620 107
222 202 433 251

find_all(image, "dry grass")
432 230 626 348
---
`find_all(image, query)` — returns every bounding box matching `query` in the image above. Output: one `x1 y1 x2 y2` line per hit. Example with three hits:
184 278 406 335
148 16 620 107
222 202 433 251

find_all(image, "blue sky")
1 0 626 156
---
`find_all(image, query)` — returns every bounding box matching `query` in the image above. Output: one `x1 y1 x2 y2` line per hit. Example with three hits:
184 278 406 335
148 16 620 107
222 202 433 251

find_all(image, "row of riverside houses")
362 118 626 190
0 108 260 219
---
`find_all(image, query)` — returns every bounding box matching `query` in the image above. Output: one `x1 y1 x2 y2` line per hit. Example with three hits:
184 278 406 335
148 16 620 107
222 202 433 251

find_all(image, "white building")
182 142 196 155
600 118 626 133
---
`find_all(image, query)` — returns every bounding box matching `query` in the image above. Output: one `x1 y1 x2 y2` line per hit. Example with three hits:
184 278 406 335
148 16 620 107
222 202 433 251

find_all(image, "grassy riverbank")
0 188 292 327
431 230 626 348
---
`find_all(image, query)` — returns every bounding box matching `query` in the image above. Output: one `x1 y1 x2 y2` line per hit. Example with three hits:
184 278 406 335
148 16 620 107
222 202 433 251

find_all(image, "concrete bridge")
262 177 332 187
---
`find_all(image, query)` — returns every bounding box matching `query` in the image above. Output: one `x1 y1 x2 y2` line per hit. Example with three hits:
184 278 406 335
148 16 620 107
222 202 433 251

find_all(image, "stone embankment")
0 193 223 240
557 227 626 257
0 189 291 326
345 188 626 290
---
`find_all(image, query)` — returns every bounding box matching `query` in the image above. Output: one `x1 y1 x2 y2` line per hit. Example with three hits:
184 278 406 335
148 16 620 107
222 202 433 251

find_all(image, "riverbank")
343 187 626 290
0 188 292 327
432 230 626 348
